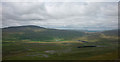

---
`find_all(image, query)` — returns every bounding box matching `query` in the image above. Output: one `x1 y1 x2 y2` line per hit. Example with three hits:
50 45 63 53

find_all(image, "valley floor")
2 40 118 60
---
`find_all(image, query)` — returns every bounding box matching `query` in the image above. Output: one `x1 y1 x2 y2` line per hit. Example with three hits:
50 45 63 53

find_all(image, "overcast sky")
1 2 118 30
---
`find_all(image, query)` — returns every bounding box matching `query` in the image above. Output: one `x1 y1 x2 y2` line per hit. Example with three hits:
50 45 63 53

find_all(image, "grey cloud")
1 0 119 2
2 2 118 30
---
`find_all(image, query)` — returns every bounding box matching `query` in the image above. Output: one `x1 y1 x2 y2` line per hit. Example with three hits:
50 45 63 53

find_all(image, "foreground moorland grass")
2 35 118 60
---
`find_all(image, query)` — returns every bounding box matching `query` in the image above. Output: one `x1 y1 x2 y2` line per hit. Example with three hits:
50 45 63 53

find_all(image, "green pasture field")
2 37 118 60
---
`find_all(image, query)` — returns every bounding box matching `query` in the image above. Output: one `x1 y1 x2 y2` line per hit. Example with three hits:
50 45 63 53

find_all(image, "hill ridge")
3 25 46 29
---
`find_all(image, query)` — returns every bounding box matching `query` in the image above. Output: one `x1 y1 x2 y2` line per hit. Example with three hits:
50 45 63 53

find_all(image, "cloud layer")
1 0 119 2
2 2 118 30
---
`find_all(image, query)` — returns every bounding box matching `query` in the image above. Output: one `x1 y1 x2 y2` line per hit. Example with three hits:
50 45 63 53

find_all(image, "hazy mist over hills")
2 25 118 32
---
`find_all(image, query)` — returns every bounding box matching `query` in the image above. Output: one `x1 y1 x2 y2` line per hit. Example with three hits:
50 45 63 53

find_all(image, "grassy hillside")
2 25 85 42
101 29 119 36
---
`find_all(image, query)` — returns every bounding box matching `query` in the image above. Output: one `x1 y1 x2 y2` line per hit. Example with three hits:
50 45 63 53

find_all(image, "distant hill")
101 29 119 36
2 25 85 42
